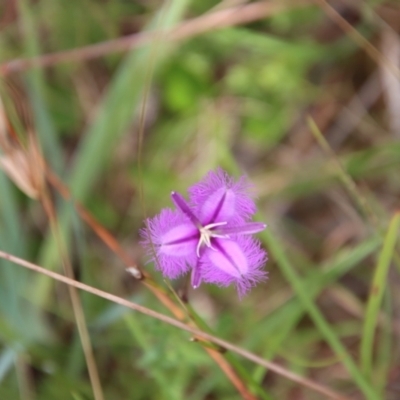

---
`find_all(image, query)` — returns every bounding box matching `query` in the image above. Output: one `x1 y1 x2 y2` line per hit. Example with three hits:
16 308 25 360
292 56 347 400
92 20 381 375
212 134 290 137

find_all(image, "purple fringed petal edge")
188 168 257 223
140 208 197 279
200 235 268 298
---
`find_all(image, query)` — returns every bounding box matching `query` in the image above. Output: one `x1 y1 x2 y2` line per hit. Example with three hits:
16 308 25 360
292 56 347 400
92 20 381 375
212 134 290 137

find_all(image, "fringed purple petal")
188 168 256 225
140 208 198 279
200 236 267 298
140 168 268 298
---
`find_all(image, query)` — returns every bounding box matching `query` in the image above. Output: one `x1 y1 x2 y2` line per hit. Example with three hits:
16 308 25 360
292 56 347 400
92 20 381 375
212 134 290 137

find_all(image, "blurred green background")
0 0 400 399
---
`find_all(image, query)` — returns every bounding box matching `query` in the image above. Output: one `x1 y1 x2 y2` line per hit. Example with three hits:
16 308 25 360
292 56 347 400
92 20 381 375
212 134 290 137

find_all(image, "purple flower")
141 169 268 297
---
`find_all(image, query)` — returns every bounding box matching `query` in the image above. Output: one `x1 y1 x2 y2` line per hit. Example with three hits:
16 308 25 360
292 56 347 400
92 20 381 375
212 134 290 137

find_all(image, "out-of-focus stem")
0 0 314 75
39 190 105 400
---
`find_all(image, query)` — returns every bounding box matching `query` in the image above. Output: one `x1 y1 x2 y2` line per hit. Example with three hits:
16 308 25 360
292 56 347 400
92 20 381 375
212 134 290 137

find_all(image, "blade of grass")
257 141 400 202
0 167 46 346
261 228 378 399
308 117 400 276
307 116 374 223
187 238 377 397
220 145 380 397
221 145 380 396
375 290 393 394
250 236 380 372
360 212 400 379
17 0 64 173
9 3 104 395
39 190 105 400
34 0 190 305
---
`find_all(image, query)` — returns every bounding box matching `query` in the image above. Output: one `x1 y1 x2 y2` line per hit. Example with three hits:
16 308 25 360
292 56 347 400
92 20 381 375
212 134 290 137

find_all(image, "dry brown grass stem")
308 116 375 225
0 0 314 75
379 29 400 137
206 349 257 400
0 249 352 400
45 168 186 320
39 190 105 400
45 170 137 268
0 89 104 400
317 0 400 80
0 95 43 198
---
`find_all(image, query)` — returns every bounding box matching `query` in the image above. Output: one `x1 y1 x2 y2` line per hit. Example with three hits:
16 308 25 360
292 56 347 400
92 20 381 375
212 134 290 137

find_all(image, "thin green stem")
261 228 378 400
360 213 400 378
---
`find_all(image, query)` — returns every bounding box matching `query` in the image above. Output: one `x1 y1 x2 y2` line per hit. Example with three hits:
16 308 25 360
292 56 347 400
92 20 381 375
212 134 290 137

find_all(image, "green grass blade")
375 290 392 394
360 212 400 379
18 0 64 173
262 228 378 399
0 171 47 345
307 116 372 221
68 0 189 202
33 0 191 304
250 237 380 361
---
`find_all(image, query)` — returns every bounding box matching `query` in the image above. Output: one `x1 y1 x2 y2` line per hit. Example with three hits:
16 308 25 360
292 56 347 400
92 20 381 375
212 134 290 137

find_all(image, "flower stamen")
196 221 229 257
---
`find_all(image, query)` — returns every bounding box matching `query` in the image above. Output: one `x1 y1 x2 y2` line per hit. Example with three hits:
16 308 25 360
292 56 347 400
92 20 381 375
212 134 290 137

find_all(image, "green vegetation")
0 1 399 399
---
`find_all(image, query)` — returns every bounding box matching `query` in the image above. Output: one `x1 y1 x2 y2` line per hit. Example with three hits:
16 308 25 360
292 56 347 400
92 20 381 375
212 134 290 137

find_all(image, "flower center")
196 221 228 257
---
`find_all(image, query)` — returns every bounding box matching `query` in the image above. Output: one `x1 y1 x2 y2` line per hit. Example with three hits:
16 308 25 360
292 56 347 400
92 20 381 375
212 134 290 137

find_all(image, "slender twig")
0 0 314 75
206 349 256 400
307 116 375 223
0 250 351 400
1 88 105 398
316 0 400 79
39 188 105 400
45 167 186 319
308 116 400 270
